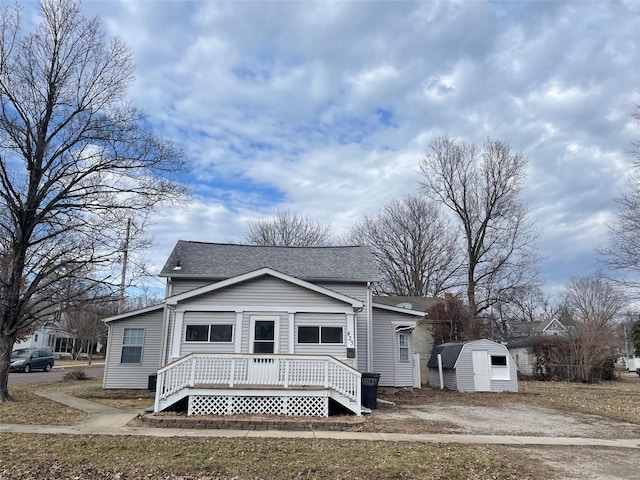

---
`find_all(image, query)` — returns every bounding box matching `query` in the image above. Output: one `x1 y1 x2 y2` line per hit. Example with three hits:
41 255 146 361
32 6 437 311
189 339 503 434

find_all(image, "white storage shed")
427 339 518 392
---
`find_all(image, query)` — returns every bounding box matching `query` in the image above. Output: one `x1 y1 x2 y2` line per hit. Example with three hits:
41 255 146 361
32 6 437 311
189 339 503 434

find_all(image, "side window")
490 354 510 380
121 328 144 364
398 333 409 362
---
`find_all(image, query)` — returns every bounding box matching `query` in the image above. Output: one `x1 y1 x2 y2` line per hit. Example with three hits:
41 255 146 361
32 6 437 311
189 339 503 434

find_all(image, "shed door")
472 350 491 392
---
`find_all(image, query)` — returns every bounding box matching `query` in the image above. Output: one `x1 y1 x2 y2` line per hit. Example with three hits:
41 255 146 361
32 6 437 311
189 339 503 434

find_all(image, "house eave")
372 302 426 317
166 267 365 309
103 303 165 323
159 272 379 283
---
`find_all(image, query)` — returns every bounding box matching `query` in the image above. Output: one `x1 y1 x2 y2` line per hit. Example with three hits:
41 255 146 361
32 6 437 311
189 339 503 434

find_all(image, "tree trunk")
0 332 17 402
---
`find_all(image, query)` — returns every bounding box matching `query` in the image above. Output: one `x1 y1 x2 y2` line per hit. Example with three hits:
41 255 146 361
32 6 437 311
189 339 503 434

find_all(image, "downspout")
437 353 444 390
367 281 373 372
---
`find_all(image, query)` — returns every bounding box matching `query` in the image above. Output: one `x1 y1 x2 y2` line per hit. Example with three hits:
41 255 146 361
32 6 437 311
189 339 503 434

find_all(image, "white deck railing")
154 353 361 413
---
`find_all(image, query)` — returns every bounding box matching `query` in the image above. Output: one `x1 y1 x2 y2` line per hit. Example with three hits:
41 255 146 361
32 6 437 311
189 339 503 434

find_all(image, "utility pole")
118 218 131 314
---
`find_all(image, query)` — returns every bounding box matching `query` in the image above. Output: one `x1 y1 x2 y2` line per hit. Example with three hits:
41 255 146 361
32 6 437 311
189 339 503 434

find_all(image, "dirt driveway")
368 401 640 439
369 379 640 479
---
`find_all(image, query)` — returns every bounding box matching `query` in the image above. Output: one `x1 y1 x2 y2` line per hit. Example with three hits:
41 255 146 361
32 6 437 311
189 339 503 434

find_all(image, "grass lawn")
1 373 638 479
0 434 554 479
0 381 93 425
73 386 155 409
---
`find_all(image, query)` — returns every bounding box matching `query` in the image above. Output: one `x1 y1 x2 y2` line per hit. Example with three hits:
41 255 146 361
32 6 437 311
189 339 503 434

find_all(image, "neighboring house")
13 310 80 359
373 295 441 385
103 241 425 417
506 316 573 376
427 339 518 392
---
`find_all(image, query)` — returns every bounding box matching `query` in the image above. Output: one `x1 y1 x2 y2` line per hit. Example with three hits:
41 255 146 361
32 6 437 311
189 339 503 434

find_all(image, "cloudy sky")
74 0 640 297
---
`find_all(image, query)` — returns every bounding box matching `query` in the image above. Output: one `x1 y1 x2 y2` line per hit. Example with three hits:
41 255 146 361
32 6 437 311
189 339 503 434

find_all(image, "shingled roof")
159 241 380 282
426 341 466 369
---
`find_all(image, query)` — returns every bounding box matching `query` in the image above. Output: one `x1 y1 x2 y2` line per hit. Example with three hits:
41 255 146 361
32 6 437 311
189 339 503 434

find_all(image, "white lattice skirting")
188 395 329 417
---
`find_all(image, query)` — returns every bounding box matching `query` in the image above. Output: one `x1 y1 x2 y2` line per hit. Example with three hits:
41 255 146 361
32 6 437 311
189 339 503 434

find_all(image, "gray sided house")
103 241 425 417
427 339 518 392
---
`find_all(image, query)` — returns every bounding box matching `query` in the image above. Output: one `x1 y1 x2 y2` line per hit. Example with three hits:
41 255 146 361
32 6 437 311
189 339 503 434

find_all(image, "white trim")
288 313 295 354
249 315 280 353
103 304 165 323
166 267 364 309
173 305 355 314
373 303 426 317
234 312 243 353
346 313 355 348
171 311 184 359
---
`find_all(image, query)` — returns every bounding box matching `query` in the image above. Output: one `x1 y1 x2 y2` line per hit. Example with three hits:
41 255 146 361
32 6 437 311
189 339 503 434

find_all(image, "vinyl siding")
185 276 351 309
454 340 518 392
509 346 535 376
293 313 351 365
180 311 237 355
170 278 212 295
371 308 416 387
428 368 458 390
317 282 367 301
103 308 164 389
427 340 520 392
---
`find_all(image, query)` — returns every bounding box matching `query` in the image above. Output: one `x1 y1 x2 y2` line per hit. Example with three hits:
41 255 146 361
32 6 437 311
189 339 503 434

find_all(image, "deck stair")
154 353 362 416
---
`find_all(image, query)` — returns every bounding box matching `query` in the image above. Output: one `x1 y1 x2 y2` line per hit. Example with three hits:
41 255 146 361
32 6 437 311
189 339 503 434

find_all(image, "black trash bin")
148 374 157 392
361 372 381 409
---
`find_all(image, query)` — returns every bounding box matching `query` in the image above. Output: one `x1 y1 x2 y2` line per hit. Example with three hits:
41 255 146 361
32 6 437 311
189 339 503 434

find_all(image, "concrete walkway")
0 389 638 449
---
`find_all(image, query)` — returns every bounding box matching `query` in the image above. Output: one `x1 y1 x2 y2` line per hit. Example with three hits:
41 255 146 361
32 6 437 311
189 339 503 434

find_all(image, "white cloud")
78 0 640 296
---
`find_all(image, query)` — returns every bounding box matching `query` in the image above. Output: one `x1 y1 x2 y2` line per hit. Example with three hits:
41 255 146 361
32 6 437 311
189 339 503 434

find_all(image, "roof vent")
173 260 182 271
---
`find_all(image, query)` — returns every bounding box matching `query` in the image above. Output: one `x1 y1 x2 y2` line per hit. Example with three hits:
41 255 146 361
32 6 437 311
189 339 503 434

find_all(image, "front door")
252 319 276 353
249 316 279 384
472 350 491 392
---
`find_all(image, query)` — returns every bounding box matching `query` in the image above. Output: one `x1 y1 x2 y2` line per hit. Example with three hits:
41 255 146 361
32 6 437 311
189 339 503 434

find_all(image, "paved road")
8 365 104 385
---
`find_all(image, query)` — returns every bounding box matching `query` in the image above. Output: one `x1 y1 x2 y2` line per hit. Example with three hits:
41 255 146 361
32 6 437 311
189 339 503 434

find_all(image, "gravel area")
379 402 640 439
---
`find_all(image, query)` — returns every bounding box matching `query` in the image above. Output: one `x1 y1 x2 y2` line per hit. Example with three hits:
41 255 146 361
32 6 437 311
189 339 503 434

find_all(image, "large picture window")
297 326 343 344
185 324 233 343
121 328 144 364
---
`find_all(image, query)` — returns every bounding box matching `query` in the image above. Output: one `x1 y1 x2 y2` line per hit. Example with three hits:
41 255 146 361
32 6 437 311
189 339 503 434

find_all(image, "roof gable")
166 267 364 309
160 241 379 282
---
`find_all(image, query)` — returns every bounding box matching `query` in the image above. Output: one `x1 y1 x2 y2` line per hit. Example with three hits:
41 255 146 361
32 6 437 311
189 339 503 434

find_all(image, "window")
398 333 409 362
490 354 510 380
185 325 208 342
210 324 233 342
121 328 144 364
185 324 233 343
297 326 343 344
298 326 319 343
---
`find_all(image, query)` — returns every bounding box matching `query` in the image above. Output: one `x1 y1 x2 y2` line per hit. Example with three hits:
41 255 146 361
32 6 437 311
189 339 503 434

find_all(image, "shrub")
63 370 89 381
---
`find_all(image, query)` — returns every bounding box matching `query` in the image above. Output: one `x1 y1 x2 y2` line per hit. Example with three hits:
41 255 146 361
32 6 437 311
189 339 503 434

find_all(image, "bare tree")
419 136 540 318
563 276 626 382
348 194 462 296
0 0 187 402
489 285 551 340
428 294 480 344
244 209 332 247
601 103 640 292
